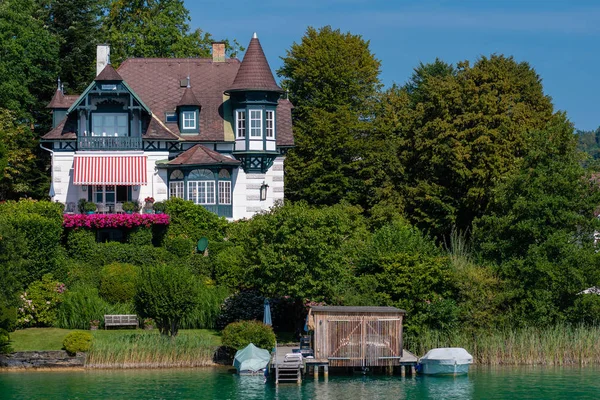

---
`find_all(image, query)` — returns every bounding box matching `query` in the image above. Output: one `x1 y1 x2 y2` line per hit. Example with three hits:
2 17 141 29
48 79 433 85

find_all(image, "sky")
186 0 600 131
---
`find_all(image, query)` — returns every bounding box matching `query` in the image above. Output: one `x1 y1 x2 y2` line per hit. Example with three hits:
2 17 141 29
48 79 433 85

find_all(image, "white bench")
104 314 139 329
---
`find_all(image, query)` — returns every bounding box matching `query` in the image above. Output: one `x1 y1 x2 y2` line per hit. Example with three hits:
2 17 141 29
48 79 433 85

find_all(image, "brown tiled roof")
166 144 241 166
276 99 294 146
47 90 79 109
42 117 77 140
177 87 202 107
96 64 123 81
227 36 283 93
145 114 180 140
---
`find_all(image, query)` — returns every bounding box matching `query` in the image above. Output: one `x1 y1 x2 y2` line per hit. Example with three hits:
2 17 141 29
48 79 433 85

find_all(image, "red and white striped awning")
73 156 147 185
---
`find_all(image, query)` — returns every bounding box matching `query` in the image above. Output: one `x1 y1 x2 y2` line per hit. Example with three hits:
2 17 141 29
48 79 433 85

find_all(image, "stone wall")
0 351 85 369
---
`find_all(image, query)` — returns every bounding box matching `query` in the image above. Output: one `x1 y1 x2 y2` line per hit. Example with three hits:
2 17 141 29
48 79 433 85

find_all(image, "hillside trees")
279 26 382 207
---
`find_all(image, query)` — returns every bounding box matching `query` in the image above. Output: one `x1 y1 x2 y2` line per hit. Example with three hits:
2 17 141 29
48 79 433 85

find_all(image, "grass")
407 324 600 365
9 327 222 367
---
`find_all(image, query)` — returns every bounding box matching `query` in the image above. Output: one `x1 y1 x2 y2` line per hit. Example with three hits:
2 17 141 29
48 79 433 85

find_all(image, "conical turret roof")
177 87 201 107
227 33 283 93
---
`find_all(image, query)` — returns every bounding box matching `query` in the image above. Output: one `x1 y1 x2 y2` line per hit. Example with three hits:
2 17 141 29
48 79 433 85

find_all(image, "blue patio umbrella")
263 299 272 326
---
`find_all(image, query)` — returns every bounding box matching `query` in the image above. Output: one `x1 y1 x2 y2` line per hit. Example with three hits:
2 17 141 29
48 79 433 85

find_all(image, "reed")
86 330 218 368
406 324 600 365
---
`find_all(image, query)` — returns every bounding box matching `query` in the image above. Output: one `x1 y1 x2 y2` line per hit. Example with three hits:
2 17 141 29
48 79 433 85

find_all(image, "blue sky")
186 0 600 131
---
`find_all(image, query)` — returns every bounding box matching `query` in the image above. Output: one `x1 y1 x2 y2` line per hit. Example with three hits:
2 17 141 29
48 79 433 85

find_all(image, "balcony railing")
78 136 142 151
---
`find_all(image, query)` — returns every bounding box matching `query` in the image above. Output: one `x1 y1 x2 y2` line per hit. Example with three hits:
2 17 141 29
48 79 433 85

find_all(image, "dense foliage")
221 320 276 351
62 330 92 355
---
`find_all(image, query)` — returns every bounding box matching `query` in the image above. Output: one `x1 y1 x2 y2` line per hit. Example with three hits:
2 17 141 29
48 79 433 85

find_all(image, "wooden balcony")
78 136 142 151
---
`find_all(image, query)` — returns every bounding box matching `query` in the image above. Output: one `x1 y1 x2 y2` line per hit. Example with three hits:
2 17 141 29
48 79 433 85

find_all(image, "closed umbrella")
263 299 272 326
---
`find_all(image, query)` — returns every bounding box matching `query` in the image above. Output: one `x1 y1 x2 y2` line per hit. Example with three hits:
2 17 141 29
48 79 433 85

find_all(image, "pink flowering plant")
144 197 155 203
63 213 170 229
17 274 66 328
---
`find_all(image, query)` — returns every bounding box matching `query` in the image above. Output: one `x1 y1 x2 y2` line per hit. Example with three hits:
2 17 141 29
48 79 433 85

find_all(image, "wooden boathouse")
308 306 407 368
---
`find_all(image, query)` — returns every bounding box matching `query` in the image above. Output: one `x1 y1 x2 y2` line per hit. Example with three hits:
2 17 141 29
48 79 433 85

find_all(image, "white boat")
417 347 473 375
233 343 271 375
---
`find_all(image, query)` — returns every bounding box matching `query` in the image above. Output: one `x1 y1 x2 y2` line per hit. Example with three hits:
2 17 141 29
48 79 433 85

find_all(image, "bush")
63 331 93 355
17 274 66 328
65 229 97 261
78 198 88 214
134 264 199 336
164 235 195 258
83 202 97 213
221 320 276 350
99 263 140 304
180 284 230 329
0 328 12 354
57 285 134 330
164 198 228 242
216 291 265 330
0 305 17 332
127 227 153 246
122 201 135 212
153 201 166 213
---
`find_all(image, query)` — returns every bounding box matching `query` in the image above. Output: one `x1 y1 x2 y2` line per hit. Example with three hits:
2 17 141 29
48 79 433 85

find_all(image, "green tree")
134 264 199 336
278 26 381 206
473 114 600 325
101 0 240 66
39 0 103 93
379 55 555 239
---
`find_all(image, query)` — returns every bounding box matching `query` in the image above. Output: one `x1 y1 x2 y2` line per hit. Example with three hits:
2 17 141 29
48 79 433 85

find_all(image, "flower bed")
64 213 170 229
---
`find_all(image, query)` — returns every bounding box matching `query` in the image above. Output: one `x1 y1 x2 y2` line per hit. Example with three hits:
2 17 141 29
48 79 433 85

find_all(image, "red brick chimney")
212 42 225 62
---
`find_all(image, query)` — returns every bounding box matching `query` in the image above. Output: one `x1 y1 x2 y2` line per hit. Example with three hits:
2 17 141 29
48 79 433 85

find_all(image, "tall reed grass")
406 324 600 365
86 331 217 368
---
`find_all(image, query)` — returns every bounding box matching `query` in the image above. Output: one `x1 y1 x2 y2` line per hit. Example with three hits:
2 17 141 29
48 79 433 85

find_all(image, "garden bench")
104 314 139 329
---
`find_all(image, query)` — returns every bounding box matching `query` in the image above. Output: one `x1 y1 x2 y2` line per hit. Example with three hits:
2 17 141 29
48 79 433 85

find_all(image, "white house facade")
42 34 294 220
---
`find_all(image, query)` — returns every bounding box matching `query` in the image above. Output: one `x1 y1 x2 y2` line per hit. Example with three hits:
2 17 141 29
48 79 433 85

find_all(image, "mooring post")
324 365 329 381
401 365 406 377
411 365 416 375
314 365 319 380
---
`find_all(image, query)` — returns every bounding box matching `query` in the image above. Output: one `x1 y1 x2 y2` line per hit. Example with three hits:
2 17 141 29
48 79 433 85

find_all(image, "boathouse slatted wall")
309 306 406 368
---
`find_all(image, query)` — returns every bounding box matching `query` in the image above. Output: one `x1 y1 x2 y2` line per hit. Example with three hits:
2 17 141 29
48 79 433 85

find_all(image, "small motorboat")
417 347 473 375
233 343 271 375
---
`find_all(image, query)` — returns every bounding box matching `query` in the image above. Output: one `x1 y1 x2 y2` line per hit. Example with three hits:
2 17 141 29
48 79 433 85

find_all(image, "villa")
42 34 294 219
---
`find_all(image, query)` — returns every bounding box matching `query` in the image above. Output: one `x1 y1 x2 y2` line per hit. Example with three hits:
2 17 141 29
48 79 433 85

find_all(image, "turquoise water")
1 366 599 399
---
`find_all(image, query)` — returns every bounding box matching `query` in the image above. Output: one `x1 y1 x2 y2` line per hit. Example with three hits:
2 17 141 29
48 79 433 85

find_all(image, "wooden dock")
271 345 419 383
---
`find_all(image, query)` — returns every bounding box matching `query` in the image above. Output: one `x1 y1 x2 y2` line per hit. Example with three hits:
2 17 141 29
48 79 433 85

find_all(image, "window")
266 110 275 138
93 185 115 204
169 170 184 199
188 169 215 204
92 113 128 137
165 112 177 123
250 109 262 138
182 111 196 129
236 110 246 138
218 169 231 205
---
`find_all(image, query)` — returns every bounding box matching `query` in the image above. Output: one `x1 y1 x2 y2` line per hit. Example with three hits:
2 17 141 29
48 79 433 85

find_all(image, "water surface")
1 365 598 399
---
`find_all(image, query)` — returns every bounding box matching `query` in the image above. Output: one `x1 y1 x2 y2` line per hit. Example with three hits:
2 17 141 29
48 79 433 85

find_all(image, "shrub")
77 198 88 214
164 235 195 258
17 274 66 328
57 285 134 330
63 331 93 355
84 202 97 213
164 198 228 242
122 201 135 212
64 260 101 288
0 328 12 354
65 229 97 261
0 305 17 332
127 227 153 246
134 264 199 337
221 320 276 350
180 284 230 329
152 201 166 213
99 263 140 304
216 291 265 330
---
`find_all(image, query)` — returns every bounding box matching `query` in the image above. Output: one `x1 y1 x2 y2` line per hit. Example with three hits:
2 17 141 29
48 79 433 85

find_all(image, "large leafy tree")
278 26 381 206
473 113 600 325
378 55 554 239
39 0 103 93
101 0 240 66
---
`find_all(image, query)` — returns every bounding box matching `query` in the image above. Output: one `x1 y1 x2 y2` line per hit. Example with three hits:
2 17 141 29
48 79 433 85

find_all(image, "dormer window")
182 111 196 129
92 113 128 136
236 110 246 138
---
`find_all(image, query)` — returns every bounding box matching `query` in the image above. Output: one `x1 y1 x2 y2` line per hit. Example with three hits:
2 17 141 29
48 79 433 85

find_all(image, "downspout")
39 143 55 199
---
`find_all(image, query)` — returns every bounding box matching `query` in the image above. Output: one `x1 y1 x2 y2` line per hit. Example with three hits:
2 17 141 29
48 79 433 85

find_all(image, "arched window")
187 169 215 204
168 169 184 199
218 169 231 205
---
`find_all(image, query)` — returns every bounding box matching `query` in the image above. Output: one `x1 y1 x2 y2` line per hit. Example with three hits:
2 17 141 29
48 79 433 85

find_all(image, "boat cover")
233 343 271 373
419 347 473 365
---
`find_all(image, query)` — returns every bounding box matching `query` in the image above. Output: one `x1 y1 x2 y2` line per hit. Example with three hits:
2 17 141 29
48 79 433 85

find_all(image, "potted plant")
153 201 166 214
90 320 100 330
84 201 97 214
143 318 154 330
122 201 135 214
78 198 88 214
133 201 142 213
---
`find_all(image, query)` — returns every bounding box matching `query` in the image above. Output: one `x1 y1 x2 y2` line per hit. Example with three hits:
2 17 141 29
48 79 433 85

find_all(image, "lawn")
10 328 221 352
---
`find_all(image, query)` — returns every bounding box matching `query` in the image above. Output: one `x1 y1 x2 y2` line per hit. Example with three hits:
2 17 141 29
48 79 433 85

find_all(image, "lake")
1 365 599 399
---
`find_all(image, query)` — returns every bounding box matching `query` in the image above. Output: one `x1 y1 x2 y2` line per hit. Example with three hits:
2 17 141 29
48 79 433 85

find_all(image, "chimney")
96 44 110 76
212 42 225 62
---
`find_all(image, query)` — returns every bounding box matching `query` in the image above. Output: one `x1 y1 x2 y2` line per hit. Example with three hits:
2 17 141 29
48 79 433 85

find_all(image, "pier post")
400 365 406 377
324 365 329 381
314 365 319 380
411 365 416 375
